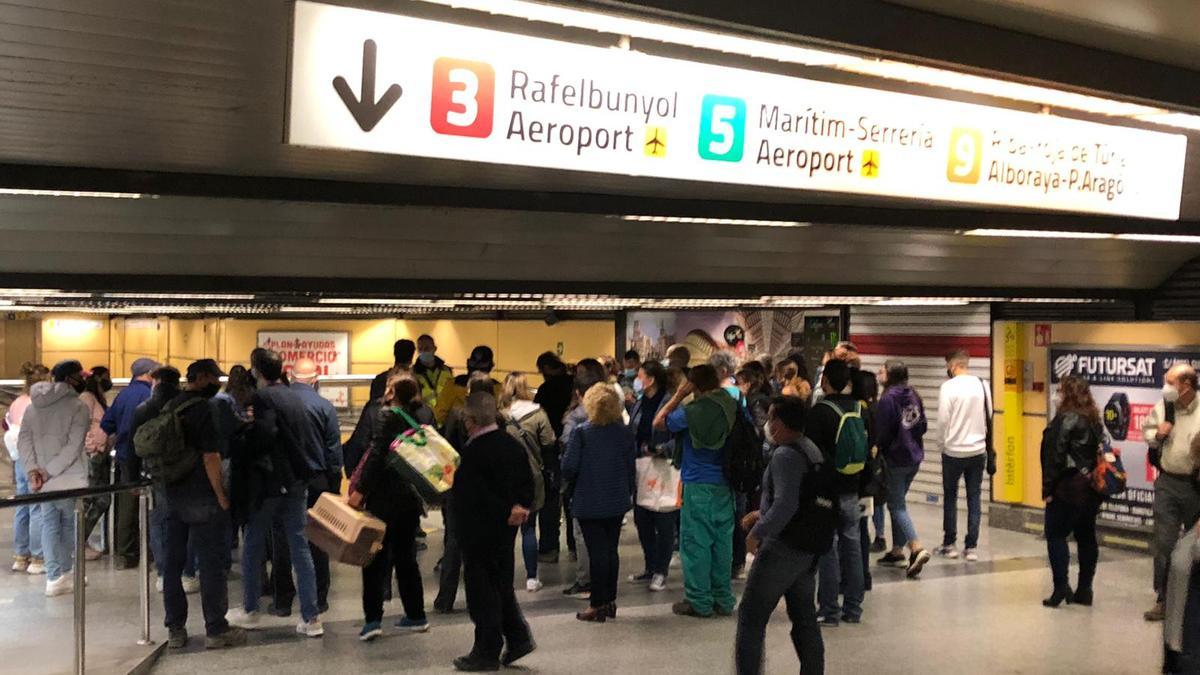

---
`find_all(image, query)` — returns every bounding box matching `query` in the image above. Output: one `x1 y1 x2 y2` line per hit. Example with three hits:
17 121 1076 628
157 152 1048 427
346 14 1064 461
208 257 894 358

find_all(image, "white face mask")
1164 384 1181 403
763 421 777 445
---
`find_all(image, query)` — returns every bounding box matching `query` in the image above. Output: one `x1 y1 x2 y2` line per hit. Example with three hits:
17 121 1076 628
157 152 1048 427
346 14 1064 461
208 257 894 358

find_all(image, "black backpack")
725 398 766 494
778 449 840 554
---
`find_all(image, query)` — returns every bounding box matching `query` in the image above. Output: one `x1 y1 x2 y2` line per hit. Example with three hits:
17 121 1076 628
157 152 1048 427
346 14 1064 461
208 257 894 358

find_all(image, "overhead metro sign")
288 1 1188 220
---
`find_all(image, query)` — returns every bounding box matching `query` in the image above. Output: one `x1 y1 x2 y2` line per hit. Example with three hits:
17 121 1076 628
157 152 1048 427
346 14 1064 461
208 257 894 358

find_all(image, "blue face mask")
623 368 637 380
633 378 645 396
418 352 435 366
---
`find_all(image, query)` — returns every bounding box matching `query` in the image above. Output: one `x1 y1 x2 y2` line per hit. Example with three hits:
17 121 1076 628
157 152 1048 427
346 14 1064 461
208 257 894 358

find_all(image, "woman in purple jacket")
873 360 932 579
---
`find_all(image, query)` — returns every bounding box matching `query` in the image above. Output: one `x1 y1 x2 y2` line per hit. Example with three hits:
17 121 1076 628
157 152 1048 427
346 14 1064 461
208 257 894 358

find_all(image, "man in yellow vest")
414 334 454 422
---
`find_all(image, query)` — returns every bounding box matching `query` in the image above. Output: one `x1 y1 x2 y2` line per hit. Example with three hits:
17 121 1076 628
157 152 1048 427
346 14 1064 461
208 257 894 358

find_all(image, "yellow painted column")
997 323 1025 503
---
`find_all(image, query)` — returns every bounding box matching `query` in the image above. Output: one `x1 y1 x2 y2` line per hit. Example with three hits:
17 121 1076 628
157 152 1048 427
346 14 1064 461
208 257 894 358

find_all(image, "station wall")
23 316 616 402
992 321 1200 509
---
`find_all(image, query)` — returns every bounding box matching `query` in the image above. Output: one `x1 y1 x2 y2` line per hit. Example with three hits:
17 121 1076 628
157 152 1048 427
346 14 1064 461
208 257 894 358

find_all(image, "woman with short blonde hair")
562 383 637 622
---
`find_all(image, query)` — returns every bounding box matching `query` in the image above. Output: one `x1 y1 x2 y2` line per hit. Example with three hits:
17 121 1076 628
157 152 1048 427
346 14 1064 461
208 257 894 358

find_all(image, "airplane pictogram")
644 126 667 157
861 149 880 178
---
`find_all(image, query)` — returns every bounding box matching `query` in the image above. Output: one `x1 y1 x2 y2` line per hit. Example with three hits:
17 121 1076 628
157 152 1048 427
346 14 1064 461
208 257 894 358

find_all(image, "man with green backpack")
805 359 871 626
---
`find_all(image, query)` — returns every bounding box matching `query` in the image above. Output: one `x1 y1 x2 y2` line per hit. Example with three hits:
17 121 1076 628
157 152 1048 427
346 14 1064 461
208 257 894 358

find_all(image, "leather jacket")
1040 411 1103 500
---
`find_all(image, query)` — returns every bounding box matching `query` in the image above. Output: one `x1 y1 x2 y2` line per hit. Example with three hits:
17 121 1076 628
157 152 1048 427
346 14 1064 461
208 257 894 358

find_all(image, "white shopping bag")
636 456 682 513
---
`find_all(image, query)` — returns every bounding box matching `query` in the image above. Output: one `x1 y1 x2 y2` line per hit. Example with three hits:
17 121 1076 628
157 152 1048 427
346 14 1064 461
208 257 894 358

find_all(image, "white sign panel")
289 1 1187 219
257 331 350 408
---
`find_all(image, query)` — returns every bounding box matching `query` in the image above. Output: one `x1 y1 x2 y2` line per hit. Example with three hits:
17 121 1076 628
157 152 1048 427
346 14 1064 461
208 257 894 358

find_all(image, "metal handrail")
0 480 152 507
4 481 155 673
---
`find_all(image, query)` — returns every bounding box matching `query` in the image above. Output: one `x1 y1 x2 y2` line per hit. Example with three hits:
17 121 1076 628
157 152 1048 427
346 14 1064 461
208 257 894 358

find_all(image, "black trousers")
462 530 532 662
362 512 425 624
435 493 463 611
578 516 623 608
163 505 231 637
272 473 335 609
1045 497 1099 592
114 459 142 563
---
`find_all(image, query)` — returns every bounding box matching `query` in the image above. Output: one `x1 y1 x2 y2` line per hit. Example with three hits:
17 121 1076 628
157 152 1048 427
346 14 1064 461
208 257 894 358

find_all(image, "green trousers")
681 482 735 614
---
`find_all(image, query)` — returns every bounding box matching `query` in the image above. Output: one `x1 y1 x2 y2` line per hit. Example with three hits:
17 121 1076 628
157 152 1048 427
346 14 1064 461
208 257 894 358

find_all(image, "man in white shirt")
1141 363 1200 623
936 349 993 562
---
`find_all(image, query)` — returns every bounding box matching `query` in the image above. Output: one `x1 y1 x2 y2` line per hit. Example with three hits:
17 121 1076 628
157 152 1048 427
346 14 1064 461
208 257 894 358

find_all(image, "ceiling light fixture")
964 228 1115 240
1115 234 1200 244
0 188 144 199
102 292 258 301
621 215 808 227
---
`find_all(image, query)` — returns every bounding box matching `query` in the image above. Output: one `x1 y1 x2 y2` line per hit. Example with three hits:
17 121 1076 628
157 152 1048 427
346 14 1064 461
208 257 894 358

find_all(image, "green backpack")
134 398 205 485
819 400 869 475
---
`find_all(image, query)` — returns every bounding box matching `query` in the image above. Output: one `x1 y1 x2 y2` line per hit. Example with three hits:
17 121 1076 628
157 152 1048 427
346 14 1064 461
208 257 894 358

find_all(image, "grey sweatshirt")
18 381 90 493
750 436 824 542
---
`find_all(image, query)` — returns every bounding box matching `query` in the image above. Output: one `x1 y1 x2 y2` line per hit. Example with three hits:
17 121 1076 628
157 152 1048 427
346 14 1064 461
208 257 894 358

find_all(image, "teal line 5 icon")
698 94 746 162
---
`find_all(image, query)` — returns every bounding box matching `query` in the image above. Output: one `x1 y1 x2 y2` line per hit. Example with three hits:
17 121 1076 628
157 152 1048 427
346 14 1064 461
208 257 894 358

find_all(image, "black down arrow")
332 39 402 132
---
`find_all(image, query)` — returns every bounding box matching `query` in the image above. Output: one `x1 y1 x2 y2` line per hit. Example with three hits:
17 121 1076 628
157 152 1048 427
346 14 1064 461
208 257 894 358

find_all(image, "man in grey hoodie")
18 359 90 597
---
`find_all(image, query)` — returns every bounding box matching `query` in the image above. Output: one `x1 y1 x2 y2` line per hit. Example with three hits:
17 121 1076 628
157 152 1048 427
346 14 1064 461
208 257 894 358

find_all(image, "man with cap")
101 356 160 568
435 345 496 425
18 360 90 596
157 359 246 650
371 339 417 401
279 357 344 614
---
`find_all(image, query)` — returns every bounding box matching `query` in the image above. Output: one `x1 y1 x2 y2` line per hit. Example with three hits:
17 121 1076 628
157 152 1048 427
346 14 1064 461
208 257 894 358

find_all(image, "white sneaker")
226 608 262 630
26 560 45 575
669 554 681 569
11 556 29 572
964 549 979 563
155 576 164 593
649 574 667 592
296 619 324 638
936 545 959 559
45 574 74 597
181 575 200 594
525 578 543 593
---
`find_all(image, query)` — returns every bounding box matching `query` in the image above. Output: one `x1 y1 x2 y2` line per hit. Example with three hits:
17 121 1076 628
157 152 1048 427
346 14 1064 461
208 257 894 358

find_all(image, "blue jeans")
817 494 864 621
942 454 985 549
735 540 823 675
886 463 921 550
521 519 538 580
13 459 43 559
41 498 76 582
871 504 885 541
242 495 319 622
633 505 675 577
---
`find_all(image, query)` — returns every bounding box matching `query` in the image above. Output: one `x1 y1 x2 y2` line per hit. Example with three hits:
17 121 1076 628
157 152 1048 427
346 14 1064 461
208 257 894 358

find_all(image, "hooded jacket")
874 385 927 467
508 399 556 456
17 382 90 492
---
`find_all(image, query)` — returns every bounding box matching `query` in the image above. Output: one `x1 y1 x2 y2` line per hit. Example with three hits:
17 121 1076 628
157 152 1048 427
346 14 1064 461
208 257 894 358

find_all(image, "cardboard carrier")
304 492 387 567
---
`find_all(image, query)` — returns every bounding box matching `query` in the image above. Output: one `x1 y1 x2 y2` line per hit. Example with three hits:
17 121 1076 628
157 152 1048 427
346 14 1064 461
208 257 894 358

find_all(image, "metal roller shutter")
850 304 993 514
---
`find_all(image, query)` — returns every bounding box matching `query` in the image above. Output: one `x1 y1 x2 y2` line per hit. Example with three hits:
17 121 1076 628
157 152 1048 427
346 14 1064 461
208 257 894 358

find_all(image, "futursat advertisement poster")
1049 345 1200 531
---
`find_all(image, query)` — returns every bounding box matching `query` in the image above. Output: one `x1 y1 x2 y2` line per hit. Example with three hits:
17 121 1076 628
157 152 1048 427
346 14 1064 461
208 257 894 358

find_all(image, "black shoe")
205 627 247 650
864 574 872 592
1072 588 1093 606
671 600 712 618
877 551 907 567
416 540 428 552
1164 645 1184 674
562 582 591 599
815 615 839 628
453 655 500 672
841 614 861 624
433 603 457 614
502 641 536 666
115 557 139 570
317 601 329 614
267 603 292 617
906 549 933 579
537 551 559 564
870 537 887 553
713 604 733 617
167 627 188 649
1042 587 1074 608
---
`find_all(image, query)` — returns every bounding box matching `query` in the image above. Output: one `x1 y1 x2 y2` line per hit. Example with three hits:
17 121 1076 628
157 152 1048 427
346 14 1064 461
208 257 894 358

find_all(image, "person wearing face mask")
628 361 675 592
17 359 90 597
413 334 454 421
154 359 246 650
621 349 641 391
79 366 114 561
1141 363 1200 623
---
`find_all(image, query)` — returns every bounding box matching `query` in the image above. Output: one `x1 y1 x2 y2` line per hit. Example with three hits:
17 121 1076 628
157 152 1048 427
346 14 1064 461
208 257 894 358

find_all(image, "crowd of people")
5 334 1200 672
